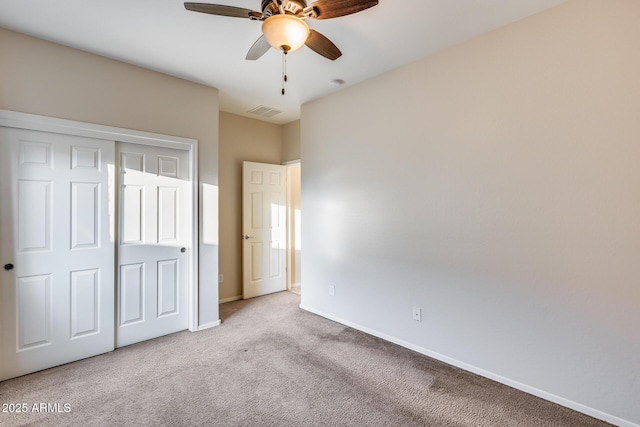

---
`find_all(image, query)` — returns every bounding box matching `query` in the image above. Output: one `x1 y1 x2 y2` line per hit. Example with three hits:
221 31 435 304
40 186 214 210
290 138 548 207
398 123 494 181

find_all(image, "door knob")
180 247 186 253
242 235 253 240
4 263 14 271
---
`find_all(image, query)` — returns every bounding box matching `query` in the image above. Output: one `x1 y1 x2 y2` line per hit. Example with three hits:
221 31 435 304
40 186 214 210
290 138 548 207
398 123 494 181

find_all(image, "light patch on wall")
295 209 301 251
202 183 218 245
319 198 347 260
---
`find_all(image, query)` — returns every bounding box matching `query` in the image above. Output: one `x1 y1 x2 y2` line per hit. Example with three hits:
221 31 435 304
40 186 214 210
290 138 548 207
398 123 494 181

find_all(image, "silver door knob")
180 247 186 253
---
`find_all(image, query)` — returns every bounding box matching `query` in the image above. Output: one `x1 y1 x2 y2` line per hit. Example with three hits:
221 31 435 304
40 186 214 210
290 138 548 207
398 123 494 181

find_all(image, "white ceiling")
0 0 567 124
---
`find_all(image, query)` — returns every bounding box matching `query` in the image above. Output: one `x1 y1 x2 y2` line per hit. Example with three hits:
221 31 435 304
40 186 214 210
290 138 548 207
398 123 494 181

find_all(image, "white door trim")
283 160 301 291
0 109 200 332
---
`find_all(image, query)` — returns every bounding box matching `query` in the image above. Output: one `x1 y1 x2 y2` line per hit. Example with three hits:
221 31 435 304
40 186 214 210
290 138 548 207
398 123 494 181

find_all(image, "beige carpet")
0 291 610 426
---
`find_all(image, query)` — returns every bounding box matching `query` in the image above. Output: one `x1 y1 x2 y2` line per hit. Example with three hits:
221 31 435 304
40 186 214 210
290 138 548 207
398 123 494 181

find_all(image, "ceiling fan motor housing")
261 0 308 17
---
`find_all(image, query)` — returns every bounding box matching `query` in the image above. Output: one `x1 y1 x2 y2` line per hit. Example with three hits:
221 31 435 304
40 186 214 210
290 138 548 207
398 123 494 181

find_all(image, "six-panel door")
242 161 287 299
0 128 115 381
116 142 190 347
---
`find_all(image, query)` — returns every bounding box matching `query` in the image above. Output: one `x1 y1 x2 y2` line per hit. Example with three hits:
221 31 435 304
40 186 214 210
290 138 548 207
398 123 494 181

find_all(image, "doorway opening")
285 161 301 295
240 160 301 299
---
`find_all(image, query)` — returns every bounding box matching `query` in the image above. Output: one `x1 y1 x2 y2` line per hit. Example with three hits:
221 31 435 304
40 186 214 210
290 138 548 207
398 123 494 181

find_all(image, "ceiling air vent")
248 105 283 118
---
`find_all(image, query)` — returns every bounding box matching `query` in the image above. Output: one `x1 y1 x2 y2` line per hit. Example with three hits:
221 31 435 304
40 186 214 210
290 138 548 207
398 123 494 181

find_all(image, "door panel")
158 187 178 242
18 180 52 252
158 259 179 316
0 127 115 381
17 274 52 349
116 142 190 347
122 185 144 244
120 263 145 325
70 269 100 338
71 145 100 170
242 161 287 299
71 182 100 249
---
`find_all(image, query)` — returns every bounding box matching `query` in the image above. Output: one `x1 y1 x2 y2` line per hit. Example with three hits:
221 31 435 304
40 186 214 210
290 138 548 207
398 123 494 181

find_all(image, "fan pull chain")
281 50 288 95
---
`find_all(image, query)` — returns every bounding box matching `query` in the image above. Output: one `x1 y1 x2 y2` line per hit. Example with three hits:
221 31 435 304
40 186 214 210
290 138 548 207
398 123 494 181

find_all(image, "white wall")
300 0 640 425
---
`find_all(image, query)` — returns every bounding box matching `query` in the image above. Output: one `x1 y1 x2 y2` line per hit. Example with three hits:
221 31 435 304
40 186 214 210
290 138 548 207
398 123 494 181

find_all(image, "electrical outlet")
412 307 422 322
218 274 224 283
329 285 335 296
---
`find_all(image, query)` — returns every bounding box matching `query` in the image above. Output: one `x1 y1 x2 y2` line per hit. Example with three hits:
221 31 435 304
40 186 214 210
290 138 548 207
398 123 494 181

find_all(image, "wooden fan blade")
309 0 378 20
246 35 271 60
305 30 342 61
184 3 262 19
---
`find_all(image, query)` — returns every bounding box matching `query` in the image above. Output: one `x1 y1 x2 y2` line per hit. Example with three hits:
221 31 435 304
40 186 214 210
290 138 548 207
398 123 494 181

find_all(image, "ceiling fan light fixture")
262 14 310 53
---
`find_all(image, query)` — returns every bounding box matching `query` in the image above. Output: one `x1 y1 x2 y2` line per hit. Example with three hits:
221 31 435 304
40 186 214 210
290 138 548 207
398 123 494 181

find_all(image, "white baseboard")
196 320 220 331
219 296 243 304
299 304 638 427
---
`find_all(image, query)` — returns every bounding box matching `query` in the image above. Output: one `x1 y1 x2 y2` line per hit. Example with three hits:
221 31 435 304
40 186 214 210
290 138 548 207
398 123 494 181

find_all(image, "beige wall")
300 0 640 424
218 112 283 301
282 120 301 162
0 28 221 326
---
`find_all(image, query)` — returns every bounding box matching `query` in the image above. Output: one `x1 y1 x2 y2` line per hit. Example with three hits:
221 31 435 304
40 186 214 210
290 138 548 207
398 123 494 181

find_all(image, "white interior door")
242 161 287 299
0 127 115 381
116 142 190 347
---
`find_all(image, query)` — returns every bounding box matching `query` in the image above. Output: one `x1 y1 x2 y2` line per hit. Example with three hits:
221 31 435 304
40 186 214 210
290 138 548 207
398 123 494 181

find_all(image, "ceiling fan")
184 0 379 61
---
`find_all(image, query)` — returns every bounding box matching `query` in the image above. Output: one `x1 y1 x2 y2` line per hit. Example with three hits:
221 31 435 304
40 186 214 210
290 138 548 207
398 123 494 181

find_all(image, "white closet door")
116 142 190 347
0 128 115 381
